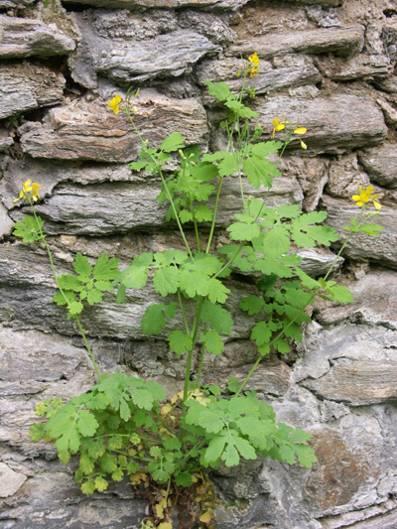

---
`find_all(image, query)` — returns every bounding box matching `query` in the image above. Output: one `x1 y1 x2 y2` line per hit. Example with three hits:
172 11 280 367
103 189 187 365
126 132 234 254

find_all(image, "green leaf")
153 267 180 296
240 295 265 316
250 321 272 348
206 81 232 102
203 436 226 465
169 330 193 357
201 300 233 335
73 253 91 278
233 436 256 461
141 303 176 335
296 445 317 468
87 289 102 305
291 212 339 248
243 156 280 189
223 442 240 467
207 278 230 304
225 99 258 119
122 265 148 289
68 301 84 316
261 226 291 257
161 132 185 153
13 215 44 243
77 411 99 437
228 221 260 241
93 254 120 281
201 330 224 356
57 274 83 292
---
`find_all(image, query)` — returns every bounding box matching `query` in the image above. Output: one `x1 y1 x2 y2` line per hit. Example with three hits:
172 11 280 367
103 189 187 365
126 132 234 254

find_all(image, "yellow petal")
158 523 172 529
294 127 307 135
352 195 360 201
22 179 32 193
300 140 307 150
373 200 382 210
107 94 123 115
248 52 260 67
199 511 213 524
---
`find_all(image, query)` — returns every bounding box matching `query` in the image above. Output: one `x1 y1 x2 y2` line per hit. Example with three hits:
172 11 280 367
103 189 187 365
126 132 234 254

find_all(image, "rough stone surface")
359 143 397 188
254 95 387 153
0 463 26 498
19 93 208 162
1 1 397 528
0 15 76 58
62 0 249 9
323 196 397 268
229 27 364 59
0 63 65 120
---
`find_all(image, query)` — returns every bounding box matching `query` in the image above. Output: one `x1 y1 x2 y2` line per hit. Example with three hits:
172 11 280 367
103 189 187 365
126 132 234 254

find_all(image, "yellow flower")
247 52 260 78
352 185 382 210
271 116 287 138
294 127 307 135
14 179 41 203
107 94 123 115
300 140 308 150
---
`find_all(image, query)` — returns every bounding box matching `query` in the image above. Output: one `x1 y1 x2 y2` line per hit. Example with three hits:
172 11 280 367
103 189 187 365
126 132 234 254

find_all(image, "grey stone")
62 0 249 9
296 321 397 404
0 15 76 59
177 10 235 44
327 154 369 199
0 0 34 6
305 6 341 28
229 27 364 59
0 463 26 498
97 30 219 83
0 326 87 382
199 57 322 99
8 170 302 235
315 269 397 329
323 195 397 268
18 92 208 162
359 144 397 188
303 359 397 405
317 54 392 81
0 203 13 238
0 131 13 152
0 62 65 120
285 0 342 5
254 95 387 154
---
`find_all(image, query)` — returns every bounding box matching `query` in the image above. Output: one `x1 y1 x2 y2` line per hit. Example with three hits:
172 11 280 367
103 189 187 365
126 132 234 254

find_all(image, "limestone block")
229 27 364 59
323 195 397 268
19 92 208 162
0 15 76 58
359 144 397 188
0 203 13 238
62 0 249 9
327 153 369 198
0 63 65 120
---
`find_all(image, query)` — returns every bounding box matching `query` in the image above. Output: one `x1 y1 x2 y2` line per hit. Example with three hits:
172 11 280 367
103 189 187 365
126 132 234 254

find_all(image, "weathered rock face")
359 143 397 188
0 15 76 58
229 27 364 59
1 1 397 528
0 63 65 120
19 92 208 162
62 0 249 9
254 95 387 153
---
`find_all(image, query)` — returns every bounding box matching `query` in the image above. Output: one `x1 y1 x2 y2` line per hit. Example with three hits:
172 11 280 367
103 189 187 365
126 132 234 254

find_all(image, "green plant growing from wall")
13 54 383 529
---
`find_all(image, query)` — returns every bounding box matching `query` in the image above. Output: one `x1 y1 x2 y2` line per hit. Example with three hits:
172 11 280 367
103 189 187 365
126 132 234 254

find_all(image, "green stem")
193 218 201 251
158 169 193 260
183 299 204 400
177 291 190 335
323 240 348 281
205 178 223 254
30 204 101 381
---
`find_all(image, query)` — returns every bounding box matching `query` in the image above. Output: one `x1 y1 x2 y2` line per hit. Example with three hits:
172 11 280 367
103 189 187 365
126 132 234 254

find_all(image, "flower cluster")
107 94 123 115
271 117 308 149
247 52 260 78
14 179 40 203
352 185 382 210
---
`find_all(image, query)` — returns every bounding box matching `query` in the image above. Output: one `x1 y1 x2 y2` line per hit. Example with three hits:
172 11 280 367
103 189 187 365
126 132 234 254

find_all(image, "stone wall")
0 1 397 528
